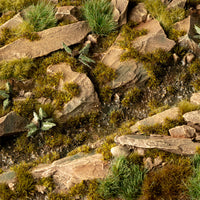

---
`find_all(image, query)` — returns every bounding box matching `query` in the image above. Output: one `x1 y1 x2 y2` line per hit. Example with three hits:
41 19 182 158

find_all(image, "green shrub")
99 156 146 200
82 0 116 35
24 1 57 32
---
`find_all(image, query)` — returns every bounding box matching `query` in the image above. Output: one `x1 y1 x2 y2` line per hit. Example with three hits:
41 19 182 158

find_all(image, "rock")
144 157 153 170
55 6 79 23
111 0 129 26
167 0 186 9
115 135 200 155
130 107 180 133
182 52 195 65
169 125 196 138
47 63 100 122
111 145 130 157
128 3 148 24
0 13 24 32
197 4 200 10
190 93 200 105
31 153 108 192
173 16 190 33
0 171 16 185
183 110 200 124
173 53 180 64
132 19 176 53
0 111 28 137
0 21 90 61
87 34 97 43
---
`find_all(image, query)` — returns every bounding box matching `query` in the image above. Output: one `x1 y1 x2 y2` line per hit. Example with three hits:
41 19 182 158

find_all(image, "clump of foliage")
0 82 13 110
23 0 57 32
63 42 95 68
140 159 191 200
122 87 142 107
63 82 80 97
0 27 18 47
178 100 200 115
99 156 146 200
26 107 56 137
188 58 200 75
82 0 116 35
138 116 185 136
99 85 113 103
144 0 185 32
0 58 36 80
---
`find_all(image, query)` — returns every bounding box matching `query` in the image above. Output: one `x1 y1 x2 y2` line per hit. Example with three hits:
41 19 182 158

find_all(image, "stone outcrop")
169 125 196 138
47 63 100 122
128 3 148 24
130 107 180 133
111 0 129 26
0 13 24 32
0 21 90 61
115 135 200 155
0 111 28 137
32 153 108 192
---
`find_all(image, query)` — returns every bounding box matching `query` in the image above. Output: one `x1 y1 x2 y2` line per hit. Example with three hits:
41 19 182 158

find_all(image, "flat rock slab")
32 153 108 192
47 63 100 122
115 135 200 155
0 111 28 137
0 21 90 61
130 107 180 133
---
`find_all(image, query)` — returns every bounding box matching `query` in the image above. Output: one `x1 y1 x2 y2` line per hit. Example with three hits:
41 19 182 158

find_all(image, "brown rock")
0 13 23 32
169 125 196 138
130 107 180 133
182 52 195 65
173 16 190 33
115 134 200 155
144 157 153 170
0 111 28 137
111 0 129 26
167 0 186 9
190 93 200 105
133 19 176 53
0 21 90 61
128 3 148 24
183 110 200 124
47 63 100 122
32 153 108 192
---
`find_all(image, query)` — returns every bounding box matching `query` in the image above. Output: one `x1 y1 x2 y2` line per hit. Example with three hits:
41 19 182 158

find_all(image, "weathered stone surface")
190 93 200 105
0 111 28 137
55 6 79 23
0 13 23 32
0 21 90 61
111 0 129 26
115 135 200 155
130 107 180 133
167 0 186 9
182 52 195 65
133 19 176 53
32 153 108 192
47 63 100 122
128 3 148 24
111 145 130 157
183 110 200 124
169 125 196 138
173 16 190 33
0 171 16 185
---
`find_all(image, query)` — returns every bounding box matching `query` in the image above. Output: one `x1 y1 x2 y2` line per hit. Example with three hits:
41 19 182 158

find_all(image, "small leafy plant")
26 107 56 137
63 42 95 68
0 82 13 110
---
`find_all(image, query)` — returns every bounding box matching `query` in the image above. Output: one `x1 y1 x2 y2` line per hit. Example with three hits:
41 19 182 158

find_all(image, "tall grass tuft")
23 1 57 32
82 0 116 35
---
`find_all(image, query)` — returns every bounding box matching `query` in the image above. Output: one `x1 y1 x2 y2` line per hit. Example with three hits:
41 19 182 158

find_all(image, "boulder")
0 13 24 32
111 145 130 157
31 153 108 192
47 63 100 122
0 21 90 61
128 3 148 24
130 107 180 133
183 110 200 124
169 125 196 138
55 6 79 23
167 0 186 9
0 171 16 189
190 93 200 105
111 0 129 26
0 111 28 137
115 134 200 155
173 16 190 33
132 19 176 53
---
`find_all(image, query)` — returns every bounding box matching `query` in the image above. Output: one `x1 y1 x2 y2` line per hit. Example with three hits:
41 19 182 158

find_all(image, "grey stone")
0 21 90 61
0 171 16 185
169 125 196 138
111 145 130 157
115 134 200 155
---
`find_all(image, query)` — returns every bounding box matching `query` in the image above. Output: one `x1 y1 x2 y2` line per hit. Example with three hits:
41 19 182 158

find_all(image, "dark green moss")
109 109 124 125
99 85 113 103
37 176 55 193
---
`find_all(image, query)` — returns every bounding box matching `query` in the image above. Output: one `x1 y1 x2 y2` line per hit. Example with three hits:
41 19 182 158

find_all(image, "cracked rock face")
31 153 109 192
